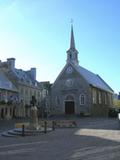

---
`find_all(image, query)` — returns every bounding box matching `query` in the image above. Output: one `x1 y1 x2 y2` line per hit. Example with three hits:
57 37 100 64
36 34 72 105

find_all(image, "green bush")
0 100 6 105
108 108 118 117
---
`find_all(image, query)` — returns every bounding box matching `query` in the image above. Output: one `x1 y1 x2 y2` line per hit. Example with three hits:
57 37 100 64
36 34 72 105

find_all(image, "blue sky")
0 0 120 93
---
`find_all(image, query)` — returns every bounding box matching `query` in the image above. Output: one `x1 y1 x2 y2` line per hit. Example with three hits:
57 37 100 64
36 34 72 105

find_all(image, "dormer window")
29 80 32 85
35 82 37 87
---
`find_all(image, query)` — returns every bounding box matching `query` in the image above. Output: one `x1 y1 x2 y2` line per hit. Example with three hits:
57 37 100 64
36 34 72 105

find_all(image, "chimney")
30 68 36 81
7 58 15 70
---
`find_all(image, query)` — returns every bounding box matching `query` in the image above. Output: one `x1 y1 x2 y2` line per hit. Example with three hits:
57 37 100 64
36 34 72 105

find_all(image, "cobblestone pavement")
0 117 120 160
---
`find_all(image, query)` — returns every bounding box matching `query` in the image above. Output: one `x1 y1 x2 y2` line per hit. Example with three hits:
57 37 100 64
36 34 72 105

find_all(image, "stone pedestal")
28 106 40 130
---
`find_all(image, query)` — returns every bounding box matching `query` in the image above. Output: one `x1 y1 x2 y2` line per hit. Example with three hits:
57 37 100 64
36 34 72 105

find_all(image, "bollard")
44 121 47 133
52 121 55 131
22 124 25 137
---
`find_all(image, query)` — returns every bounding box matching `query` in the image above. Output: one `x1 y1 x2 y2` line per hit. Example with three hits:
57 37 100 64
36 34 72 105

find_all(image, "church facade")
51 25 114 117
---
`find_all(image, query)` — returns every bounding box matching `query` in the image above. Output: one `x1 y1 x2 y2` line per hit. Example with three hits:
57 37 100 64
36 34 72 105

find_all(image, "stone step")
13 128 52 134
8 130 25 136
1 127 53 137
13 128 44 133
1 132 18 137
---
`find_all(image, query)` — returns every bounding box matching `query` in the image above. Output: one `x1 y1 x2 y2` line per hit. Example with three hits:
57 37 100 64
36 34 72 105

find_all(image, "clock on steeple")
66 66 73 74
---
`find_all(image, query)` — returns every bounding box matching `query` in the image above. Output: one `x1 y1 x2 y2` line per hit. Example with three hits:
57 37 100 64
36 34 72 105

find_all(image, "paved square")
0 118 120 160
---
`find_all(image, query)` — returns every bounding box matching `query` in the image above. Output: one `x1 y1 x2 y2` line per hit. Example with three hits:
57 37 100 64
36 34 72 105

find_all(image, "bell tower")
66 25 79 65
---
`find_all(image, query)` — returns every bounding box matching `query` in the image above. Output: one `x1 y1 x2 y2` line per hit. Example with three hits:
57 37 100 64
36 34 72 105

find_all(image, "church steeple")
70 25 75 49
66 24 79 65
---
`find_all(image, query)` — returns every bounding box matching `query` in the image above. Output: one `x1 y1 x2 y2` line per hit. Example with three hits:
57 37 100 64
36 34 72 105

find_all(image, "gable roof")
74 64 113 93
52 62 114 93
52 62 113 93
0 71 18 92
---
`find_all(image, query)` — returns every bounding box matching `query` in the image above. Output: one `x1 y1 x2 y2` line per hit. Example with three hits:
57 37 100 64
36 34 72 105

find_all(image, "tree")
113 99 120 108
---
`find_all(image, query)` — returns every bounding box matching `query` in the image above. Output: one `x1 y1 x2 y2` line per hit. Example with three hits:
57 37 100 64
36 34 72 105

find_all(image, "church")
51 25 114 117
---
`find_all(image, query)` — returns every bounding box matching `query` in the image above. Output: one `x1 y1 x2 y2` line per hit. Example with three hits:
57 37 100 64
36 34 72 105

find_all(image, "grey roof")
14 69 31 81
13 69 37 85
0 71 18 92
75 65 113 93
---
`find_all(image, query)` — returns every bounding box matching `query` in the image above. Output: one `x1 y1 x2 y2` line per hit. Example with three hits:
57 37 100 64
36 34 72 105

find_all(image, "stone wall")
0 104 25 120
51 64 91 115
91 105 109 117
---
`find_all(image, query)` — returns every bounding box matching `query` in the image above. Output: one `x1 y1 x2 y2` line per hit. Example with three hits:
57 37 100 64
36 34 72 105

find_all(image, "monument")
28 96 40 130
1 96 53 137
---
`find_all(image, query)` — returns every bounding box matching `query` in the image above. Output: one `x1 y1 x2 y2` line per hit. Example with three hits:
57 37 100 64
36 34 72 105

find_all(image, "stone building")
0 58 46 119
0 70 18 119
51 25 114 117
38 81 51 118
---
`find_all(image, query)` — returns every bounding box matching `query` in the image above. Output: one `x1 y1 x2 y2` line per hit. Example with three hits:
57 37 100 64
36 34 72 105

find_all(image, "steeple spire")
66 24 79 65
70 25 75 49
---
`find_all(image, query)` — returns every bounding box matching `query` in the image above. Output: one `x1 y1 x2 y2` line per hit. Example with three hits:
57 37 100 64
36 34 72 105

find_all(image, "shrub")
108 108 118 117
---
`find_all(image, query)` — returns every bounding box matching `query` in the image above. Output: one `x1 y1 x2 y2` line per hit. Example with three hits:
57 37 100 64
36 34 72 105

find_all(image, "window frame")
80 94 86 105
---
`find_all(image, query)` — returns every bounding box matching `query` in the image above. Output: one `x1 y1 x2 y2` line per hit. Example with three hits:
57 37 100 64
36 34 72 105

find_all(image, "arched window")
104 93 107 105
80 94 85 105
92 88 97 104
98 91 102 104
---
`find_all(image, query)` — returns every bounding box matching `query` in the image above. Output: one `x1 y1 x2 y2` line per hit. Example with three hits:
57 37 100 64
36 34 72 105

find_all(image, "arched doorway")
65 95 75 114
